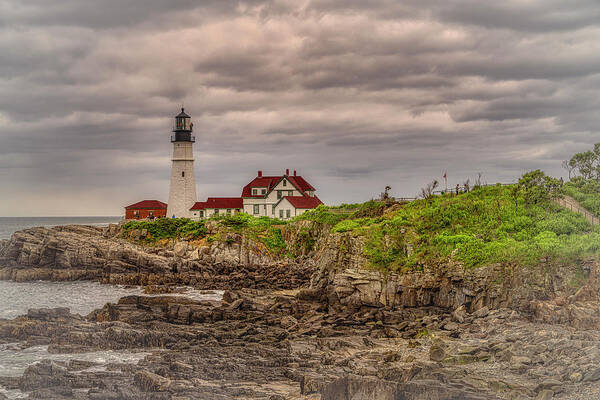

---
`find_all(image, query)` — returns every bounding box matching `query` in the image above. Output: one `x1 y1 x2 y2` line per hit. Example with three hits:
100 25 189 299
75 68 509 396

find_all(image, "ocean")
0 217 220 398
0 216 123 241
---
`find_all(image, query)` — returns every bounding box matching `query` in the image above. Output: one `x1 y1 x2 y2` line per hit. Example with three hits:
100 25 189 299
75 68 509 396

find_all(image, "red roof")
125 200 167 209
242 173 315 198
190 197 243 210
283 196 323 209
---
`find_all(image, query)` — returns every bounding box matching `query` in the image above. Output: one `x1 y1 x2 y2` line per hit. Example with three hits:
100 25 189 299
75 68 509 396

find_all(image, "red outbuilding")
125 200 168 220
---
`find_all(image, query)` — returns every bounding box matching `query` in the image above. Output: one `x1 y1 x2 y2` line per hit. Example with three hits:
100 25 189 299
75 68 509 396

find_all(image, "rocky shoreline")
2 224 600 399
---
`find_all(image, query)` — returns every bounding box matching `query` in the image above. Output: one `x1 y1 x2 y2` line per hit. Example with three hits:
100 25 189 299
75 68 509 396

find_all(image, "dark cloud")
1 0 599 215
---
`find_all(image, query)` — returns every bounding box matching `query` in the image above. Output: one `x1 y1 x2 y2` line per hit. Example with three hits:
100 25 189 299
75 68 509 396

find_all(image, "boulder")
133 370 171 392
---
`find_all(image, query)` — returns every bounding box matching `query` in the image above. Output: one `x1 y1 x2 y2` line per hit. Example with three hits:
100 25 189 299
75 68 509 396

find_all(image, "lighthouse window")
181 171 185 177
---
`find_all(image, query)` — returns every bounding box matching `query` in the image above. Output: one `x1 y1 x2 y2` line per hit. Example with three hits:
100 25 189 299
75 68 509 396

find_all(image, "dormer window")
261 189 266 195
252 188 257 195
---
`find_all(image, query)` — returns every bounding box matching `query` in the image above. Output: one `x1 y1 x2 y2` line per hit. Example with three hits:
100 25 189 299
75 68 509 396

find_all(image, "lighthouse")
167 108 197 218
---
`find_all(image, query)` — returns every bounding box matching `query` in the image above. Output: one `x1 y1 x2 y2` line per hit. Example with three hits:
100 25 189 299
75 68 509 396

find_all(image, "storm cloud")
1 0 599 216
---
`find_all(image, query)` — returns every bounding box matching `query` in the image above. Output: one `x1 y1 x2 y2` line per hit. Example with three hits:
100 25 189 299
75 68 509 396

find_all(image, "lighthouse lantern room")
167 108 198 218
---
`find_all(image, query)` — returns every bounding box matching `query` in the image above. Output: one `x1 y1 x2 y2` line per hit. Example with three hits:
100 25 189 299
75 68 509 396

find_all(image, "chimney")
293 170 297 176
286 169 289 175
258 170 262 177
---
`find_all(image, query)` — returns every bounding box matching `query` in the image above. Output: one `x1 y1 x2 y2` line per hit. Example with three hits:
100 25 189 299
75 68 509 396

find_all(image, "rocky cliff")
0 224 313 289
3 223 600 399
0 221 596 322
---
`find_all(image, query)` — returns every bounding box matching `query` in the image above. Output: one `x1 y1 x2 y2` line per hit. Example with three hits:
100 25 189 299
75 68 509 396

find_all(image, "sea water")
0 217 221 397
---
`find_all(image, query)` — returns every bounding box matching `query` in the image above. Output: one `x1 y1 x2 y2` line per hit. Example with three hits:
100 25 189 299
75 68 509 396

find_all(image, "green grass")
298 185 599 272
563 177 600 217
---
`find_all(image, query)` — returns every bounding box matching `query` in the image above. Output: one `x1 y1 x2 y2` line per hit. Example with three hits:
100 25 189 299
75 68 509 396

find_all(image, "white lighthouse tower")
167 108 197 218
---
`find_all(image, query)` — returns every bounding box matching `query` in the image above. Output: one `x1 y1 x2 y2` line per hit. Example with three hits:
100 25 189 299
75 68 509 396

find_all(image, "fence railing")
555 196 600 226
433 182 515 195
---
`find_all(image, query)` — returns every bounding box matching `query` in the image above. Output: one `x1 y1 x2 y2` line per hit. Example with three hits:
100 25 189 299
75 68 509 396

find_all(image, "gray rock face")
19 360 72 392
321 376 495 400
0 225 312 290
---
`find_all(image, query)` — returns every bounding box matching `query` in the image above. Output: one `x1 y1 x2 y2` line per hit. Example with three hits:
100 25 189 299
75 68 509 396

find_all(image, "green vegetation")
563 177 600 217
561 142 600 217
215 213 286 230
121 218 207 241
296 173 600 272
121 213 288 255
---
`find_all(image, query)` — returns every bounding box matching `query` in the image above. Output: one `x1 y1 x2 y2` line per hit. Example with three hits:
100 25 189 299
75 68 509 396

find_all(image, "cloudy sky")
1 0 599 216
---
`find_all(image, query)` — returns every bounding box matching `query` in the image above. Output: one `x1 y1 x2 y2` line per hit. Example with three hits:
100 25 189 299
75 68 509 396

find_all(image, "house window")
272 205 276 214
253 205 260 214
279 209 283 218
286 210 291 218
199 211 204 218
283 180 287 187
261 189 266 195
252 188 257 195
288 191 293 196
277 191 282 199
214 209 219 216
182 171 185 177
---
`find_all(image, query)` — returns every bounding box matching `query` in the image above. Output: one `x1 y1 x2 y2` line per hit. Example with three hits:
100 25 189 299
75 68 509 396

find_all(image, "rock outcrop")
0 225 312 289
3 222 600 398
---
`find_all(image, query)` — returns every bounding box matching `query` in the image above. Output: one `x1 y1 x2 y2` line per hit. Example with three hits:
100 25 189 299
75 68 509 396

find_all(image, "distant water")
0 216 122 241
0 215 223 395
0 281 222 397
0 281 145 319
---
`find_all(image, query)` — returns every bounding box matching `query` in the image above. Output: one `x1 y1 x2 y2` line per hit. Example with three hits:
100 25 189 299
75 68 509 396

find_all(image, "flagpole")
443 171 447 193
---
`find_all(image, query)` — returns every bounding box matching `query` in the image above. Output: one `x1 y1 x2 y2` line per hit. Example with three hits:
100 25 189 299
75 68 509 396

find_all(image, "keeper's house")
190 169 322 221
125 200 167 220
190 197 243 219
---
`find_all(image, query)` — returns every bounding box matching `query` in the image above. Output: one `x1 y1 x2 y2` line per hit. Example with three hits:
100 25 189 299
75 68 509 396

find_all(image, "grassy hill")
121 182 600 273
298 184 599 272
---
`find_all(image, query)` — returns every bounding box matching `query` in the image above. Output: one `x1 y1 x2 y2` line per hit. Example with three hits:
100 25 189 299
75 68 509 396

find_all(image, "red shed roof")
190 197 243 210
284 196 323 209
125 200 167 209
242 172 315 198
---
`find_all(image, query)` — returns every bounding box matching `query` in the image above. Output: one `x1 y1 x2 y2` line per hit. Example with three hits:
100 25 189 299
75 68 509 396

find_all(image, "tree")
517 170 562 206
420 180 439 199
561 160 575 179
380 185 392 201
567 144 600 180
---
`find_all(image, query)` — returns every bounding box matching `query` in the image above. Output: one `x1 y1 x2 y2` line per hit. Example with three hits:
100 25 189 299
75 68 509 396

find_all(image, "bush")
261 228 287 255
